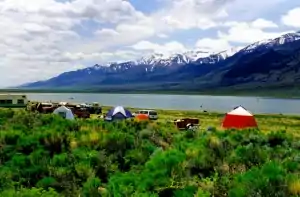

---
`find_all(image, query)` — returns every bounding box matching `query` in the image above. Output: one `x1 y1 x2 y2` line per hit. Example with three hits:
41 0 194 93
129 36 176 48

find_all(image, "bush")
0 109 299 196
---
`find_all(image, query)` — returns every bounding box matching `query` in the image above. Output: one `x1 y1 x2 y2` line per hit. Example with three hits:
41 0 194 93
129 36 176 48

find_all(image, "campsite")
1 100 300 196
1 0 300 195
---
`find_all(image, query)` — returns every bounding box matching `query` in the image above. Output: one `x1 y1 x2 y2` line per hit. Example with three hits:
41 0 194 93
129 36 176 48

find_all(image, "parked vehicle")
0 94 28 108
71 107 90 119
173 118 200 131
80 102 102 114
133 110 158 120
36 102 55 113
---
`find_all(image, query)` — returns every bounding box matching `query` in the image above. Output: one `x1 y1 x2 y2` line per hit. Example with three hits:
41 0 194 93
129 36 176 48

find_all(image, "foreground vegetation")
1 108 300 196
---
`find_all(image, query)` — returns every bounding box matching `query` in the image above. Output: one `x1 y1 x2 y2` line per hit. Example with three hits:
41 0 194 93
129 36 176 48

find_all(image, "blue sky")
128 0 163 14
0 0 299 87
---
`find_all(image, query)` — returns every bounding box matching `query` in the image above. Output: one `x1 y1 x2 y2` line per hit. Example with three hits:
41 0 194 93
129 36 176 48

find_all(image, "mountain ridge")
20 32 300 92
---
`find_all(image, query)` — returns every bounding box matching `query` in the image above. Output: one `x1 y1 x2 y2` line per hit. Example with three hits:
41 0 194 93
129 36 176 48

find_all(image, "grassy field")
1 107 300 196
100 106 300 136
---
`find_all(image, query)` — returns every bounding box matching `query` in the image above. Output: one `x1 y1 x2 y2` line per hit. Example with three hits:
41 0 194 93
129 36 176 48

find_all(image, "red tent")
222 106 258 129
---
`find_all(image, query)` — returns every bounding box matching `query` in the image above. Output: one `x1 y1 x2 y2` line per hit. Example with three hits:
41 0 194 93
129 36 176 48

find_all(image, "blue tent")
105 106 133 121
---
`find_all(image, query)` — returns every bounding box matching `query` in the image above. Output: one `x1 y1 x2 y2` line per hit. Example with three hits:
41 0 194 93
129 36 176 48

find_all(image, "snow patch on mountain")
242 32 300 53
183 50 210 61
133 47 240 68
218 47 242 59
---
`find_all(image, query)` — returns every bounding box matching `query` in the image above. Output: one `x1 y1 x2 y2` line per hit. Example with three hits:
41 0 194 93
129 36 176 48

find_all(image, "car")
134 110 158 120
173 118 200 131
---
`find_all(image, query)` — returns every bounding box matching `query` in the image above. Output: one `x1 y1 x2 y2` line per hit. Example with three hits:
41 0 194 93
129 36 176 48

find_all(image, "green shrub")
0 109 299 196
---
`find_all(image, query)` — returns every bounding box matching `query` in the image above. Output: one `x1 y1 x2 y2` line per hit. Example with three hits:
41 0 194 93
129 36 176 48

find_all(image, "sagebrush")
0 108 300 197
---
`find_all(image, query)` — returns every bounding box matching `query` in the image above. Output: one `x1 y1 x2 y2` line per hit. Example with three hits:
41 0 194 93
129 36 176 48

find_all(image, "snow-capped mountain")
135 48 240 67
21 32 300 91
241 32 300 53
69 47 242 75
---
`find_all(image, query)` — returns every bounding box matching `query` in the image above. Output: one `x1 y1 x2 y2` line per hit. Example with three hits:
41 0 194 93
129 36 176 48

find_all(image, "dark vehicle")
36 102 56 113
72 107 90 119
80 102 102 114
173 118 200 131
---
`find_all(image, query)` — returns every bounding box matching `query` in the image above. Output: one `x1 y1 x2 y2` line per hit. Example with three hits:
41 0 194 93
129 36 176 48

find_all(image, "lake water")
24 93 300 115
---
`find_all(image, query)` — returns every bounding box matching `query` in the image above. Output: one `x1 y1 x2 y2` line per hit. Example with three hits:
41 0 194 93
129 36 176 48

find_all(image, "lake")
24 93 300 115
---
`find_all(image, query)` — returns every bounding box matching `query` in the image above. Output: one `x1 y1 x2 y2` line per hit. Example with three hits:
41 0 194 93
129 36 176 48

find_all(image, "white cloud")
157 34 169 38
75 15 157 53
131 40 187 55
61 50 141 63
218 20 290 44
224 0 291 20
195 38 232 52
281 7 300 28
195 18 288 52
251 19 278 29
155 0 233 31
80 0 232 53
159 0 231 30
0 0 145 87
0 0 296 87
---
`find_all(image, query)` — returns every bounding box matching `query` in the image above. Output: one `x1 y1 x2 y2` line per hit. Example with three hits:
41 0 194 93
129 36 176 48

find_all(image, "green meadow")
1 107 300 196
100 106 300 135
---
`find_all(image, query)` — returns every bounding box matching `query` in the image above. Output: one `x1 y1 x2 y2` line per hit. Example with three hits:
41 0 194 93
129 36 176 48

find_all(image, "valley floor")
1 107 300 196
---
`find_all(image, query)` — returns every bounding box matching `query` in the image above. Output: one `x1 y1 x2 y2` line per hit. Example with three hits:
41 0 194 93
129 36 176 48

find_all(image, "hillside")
20 33 300 92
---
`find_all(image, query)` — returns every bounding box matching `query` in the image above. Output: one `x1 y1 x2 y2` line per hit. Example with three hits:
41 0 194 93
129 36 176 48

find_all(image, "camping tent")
53 105 75 120
105 106 133 121
222 106 258 129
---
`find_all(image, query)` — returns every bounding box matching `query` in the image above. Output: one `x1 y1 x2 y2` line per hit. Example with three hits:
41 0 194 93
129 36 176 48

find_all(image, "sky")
0 0 300 87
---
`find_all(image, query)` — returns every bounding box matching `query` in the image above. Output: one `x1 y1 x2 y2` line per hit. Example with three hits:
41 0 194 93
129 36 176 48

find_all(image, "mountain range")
20 32 300 94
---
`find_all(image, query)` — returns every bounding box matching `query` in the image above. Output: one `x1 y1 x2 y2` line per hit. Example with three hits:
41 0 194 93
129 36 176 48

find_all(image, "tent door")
58 112 66 119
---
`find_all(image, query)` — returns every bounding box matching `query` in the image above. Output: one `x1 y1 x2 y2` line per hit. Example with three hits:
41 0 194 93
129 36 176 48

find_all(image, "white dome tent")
53 105 75 120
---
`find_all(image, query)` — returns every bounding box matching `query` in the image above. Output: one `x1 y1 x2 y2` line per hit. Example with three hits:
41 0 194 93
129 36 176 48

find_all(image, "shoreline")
26 100 300 116
27 102 292 116
1 89 300 99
